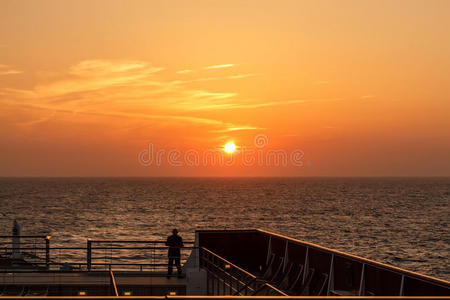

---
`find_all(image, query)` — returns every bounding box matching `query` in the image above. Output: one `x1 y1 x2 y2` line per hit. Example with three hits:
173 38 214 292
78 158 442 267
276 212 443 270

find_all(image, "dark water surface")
0 177 448 279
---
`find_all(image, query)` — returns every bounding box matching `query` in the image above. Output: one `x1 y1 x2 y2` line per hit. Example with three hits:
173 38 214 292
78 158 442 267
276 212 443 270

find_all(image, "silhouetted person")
165 229 183 278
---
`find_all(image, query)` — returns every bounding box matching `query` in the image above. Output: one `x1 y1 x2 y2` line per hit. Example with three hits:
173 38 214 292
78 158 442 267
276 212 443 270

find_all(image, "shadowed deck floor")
0 273 186 286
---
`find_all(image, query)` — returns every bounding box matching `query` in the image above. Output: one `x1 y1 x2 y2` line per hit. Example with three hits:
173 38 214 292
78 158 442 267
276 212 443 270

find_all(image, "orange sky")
1 0 449 176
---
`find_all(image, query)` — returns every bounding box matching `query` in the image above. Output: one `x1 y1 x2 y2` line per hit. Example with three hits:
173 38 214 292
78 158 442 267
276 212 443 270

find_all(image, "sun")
224 142 236 153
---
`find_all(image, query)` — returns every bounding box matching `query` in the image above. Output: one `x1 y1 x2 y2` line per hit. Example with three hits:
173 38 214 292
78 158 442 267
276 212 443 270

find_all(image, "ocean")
0 177 448 280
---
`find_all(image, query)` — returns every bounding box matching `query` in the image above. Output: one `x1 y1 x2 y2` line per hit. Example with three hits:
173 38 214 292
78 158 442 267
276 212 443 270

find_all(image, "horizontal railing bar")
1 262 187 268
0 246 196 250
0 270 114 273
0 270 182 275
89 240 194 244
0 242 49 245
0 238 194 243
91 246 196 250
0 236 48 238
101 262 184 265
4 247 86 250
90 256 187 259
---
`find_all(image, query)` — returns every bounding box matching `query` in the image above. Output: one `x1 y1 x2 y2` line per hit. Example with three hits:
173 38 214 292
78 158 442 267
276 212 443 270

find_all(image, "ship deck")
0 229 449 298
0 272 185 286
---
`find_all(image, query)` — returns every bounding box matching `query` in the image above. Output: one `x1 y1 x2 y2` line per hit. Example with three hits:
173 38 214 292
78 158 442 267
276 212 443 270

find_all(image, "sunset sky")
1 0 449 176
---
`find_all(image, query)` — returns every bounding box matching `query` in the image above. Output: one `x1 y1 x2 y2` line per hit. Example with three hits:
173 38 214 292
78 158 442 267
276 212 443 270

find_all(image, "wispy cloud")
1 60 342 137
211 125 265 133
188 90 236 100
69 60 153 75
176 69 193 74
0 64 22 75
179 73 256 83
1 60 339 114
361 94 375 99
4 99 262 133
180 98 341 111
227 73 256 79
0 59 267 134
33 59 164 97
204 64 234 70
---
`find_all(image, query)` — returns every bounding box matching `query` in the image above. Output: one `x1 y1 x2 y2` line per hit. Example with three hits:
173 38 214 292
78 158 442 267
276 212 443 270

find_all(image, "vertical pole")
399 275 405 296
283 241 289 273
87 239 92 271
302 247 309 285
45 236 51 269
359 263 365 296
327 254 334 295
265 236 272 266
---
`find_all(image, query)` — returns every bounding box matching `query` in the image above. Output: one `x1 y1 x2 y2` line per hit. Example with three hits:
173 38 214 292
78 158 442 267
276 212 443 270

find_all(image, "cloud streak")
33 59 164 97
176 69 193 74
0 64 22 75
204 64 234 69
1 59 337 136
0 60 268 134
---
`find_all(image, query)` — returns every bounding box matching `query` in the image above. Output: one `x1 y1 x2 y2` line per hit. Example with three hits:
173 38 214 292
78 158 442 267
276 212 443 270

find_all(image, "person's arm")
165 237 170 247
180 237 184 248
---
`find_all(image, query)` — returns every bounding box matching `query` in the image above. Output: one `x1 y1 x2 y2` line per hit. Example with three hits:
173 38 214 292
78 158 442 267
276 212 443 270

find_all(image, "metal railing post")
87 239 92 271
109 270 118 296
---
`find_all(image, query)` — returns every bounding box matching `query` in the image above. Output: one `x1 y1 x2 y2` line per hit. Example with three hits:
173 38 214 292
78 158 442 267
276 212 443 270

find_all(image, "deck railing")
0 235 51 268
86 239 195 271
196 229 450 296
0 236 194 272
199 247 287 296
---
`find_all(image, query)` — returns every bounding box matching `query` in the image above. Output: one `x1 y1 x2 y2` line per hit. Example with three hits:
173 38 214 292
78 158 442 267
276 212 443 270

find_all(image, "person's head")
172 228 178 235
